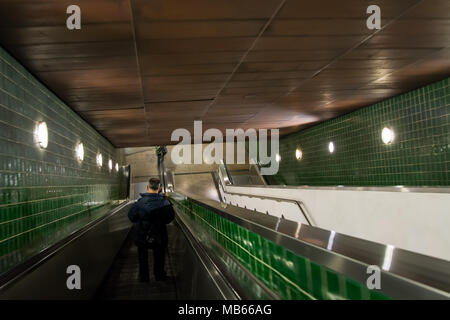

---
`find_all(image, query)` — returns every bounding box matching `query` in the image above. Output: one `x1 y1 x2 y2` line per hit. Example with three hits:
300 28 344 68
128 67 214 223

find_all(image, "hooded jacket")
128 193 175 247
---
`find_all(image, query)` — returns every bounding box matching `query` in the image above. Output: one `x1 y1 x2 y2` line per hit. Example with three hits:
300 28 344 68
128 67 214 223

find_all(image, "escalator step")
96 225 179 300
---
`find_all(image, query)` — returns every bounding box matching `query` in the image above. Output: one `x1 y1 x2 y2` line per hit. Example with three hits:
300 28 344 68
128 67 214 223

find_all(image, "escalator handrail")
221 159 234 185
295 200 312 226
219 186 315 227
175 214 241 300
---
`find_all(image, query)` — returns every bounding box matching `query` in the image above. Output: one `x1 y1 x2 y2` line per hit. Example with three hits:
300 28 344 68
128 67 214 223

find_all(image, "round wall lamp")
275 153 281 162
328 142 335 153
35 121 48 149
295 148 303 160
381 127 395 144
96 153 103 167
75 143 84 161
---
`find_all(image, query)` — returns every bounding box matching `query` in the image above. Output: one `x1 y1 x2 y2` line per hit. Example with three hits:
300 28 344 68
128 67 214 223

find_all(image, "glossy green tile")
326 270 340 296
268 77 449 187
346 279 363 300
172 197 391 300
0 46 129 274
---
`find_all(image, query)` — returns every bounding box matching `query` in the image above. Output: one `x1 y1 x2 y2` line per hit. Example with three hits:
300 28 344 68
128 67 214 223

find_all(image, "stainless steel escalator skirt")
170 192 450 300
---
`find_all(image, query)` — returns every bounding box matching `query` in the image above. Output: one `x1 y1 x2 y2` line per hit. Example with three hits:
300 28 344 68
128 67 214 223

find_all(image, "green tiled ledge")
172 197 389 300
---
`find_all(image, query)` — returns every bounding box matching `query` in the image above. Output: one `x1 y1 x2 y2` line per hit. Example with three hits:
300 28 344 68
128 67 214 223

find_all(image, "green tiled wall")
269 78 449 186
0 47 128 274
172 197 389 300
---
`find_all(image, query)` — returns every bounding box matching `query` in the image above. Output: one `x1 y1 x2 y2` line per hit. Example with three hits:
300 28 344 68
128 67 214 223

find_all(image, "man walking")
128 178 175 282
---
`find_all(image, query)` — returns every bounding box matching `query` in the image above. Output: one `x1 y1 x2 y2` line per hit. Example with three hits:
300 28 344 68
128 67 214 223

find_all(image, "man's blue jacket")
128 193 175 247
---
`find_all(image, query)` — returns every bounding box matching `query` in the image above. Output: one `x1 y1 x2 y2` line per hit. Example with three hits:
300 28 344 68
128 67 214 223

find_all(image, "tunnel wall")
0 47 128 274
269 77 449 187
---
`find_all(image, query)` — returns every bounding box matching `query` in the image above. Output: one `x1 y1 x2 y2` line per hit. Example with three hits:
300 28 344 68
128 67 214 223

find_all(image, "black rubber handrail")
174 214 241 300
222 160 234 185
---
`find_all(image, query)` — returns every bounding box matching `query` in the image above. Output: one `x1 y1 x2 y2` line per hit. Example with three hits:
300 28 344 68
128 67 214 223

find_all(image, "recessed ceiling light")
381 127 395 144
35 121 48 149
76 143 84 161
295 148 303 160
328 142 335 153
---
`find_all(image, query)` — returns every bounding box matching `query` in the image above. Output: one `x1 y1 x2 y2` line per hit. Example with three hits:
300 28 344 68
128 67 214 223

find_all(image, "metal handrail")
219 185 315 227
249 163 267 185
221 159 234 185
217 161 313 225
295 200 313 226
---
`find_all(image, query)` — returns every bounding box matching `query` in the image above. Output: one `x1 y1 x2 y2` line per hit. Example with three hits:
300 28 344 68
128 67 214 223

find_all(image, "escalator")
0 200 244 300
0 192 449 300
94 225 179 300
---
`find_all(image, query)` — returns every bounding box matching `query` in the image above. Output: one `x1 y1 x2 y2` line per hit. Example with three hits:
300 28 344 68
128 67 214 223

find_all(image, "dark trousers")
138 244 166 281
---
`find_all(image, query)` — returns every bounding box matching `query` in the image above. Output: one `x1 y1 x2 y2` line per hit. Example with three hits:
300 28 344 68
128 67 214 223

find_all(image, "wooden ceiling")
0 0 449 147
